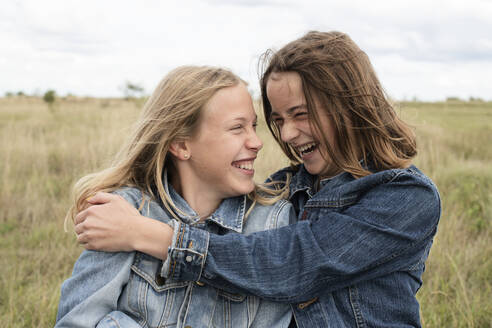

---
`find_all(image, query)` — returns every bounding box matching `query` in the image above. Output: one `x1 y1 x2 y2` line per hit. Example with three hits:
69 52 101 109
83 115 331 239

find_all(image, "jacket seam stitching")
169 222 184 278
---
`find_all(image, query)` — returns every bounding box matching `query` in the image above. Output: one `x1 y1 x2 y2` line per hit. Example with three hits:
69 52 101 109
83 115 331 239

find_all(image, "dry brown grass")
0 97 490 327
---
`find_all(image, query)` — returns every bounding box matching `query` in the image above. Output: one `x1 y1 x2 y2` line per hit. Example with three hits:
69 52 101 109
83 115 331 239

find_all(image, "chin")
241 185 256 195
304 164 322 176
234 181 255 196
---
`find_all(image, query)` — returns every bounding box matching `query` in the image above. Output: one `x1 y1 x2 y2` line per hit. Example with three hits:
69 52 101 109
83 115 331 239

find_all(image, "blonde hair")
67 65 286 225
260 31 417 178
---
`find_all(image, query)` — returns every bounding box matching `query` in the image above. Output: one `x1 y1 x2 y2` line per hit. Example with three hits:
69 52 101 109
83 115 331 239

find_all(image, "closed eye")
272 118 283 127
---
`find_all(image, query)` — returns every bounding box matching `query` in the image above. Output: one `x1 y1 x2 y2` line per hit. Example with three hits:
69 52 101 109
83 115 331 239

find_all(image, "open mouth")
297 142 318 156
232 160 255 173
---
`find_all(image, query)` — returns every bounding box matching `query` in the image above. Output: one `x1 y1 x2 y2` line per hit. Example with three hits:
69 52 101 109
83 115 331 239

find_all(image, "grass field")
0 96 490 327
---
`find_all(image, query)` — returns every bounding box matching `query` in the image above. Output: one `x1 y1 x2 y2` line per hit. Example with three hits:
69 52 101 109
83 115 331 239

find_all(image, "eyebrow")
227 114 258 123
270 105 307 118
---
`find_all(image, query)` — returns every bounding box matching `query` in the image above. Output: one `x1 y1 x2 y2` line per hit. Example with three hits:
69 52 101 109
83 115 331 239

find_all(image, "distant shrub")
43 90 56 105
469 96 484 102
121 81 145 100
43 90 58 115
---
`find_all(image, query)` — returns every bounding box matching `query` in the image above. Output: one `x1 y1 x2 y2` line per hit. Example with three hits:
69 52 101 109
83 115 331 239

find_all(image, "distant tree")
5 92 13 97
121 81 145 99
17 91 25 96
43 90 58 115
469 96 484 102
43 90 56 105
446 96 461 102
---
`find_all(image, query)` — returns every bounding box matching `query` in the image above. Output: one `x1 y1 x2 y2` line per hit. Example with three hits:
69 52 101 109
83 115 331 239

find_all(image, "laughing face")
266 71 335 176
183 82 262 201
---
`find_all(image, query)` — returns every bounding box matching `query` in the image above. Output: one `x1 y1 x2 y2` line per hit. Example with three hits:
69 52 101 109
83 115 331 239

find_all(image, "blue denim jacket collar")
208 196 246 233
290 161 374 198
288 164 316 198
288 164 348 198
163 170 246 233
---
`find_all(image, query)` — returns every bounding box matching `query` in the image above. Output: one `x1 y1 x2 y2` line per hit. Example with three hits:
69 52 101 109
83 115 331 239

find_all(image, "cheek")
301 121 315 138
207 140 238 168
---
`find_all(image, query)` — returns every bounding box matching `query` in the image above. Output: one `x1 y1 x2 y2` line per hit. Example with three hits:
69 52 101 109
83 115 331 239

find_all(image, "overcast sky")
2 0 491 101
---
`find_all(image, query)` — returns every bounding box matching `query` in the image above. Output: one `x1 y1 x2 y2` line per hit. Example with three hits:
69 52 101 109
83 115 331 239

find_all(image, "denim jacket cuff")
160 219 178 277
161 221 210 282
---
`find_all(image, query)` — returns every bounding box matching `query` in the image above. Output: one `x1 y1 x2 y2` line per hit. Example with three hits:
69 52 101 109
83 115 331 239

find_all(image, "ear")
169 140 191 160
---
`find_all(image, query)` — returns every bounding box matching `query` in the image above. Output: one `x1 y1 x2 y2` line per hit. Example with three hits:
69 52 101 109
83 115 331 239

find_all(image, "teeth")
297 142 317 153
233 161 253 170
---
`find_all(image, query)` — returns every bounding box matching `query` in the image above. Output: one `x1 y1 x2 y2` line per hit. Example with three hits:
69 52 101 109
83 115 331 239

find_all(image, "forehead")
266 72 305 113
200 83 255 123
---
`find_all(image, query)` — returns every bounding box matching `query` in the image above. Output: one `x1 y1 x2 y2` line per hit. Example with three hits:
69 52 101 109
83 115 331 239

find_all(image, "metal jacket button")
185 255 193 262
298 297 318 309
155 274 166 286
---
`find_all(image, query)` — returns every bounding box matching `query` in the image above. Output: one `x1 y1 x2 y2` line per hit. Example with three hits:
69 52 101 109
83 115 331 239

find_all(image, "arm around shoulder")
163 169 441 303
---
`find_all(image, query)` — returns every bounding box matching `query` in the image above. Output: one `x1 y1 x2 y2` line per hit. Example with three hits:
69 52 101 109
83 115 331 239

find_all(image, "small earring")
183 154 189 159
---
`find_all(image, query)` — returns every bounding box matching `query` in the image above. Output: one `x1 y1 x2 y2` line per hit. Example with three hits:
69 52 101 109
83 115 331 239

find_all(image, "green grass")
0 97 490 327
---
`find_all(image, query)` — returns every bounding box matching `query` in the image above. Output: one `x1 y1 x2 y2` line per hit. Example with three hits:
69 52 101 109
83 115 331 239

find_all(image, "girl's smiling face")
182 82 262 200
266 71 335 176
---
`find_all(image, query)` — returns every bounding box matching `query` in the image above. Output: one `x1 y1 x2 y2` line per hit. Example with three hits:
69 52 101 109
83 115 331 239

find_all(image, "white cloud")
1 0 491 100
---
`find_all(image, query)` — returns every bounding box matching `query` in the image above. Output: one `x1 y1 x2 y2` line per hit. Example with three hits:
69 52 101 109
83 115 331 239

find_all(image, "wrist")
132 216 174 260
129 214 149 252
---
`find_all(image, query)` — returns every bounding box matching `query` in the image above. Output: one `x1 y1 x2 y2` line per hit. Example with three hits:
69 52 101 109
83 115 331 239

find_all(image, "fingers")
74 202 105 225
76 229 87 244
77 239 93 249
74 215 90 242
76 226 90 245
87 192 117 205
74 206 91 225
74 220 84 235
75 222 98 250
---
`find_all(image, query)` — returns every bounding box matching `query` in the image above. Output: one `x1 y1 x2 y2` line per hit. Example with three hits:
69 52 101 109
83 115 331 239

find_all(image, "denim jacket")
161 164 441 327
56 176 293 327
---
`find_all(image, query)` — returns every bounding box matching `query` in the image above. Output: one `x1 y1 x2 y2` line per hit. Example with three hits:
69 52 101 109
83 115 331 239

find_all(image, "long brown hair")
260 31 416 178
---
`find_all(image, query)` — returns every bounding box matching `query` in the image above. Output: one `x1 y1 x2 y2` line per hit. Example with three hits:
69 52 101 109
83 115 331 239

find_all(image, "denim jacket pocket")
127 253 189 327
215 290 257 327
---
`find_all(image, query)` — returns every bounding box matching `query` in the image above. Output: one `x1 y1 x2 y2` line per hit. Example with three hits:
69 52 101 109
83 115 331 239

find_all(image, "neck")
170 170 221 220
319 164 342 180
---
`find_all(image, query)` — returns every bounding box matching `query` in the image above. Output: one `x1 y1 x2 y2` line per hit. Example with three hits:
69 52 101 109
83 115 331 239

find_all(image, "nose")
280 120 300 143
247 130 263 153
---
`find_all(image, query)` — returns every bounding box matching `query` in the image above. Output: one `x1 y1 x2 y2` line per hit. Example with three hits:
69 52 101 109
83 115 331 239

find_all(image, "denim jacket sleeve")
55 249 136 327
162 169 441 303
55 189 143 327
